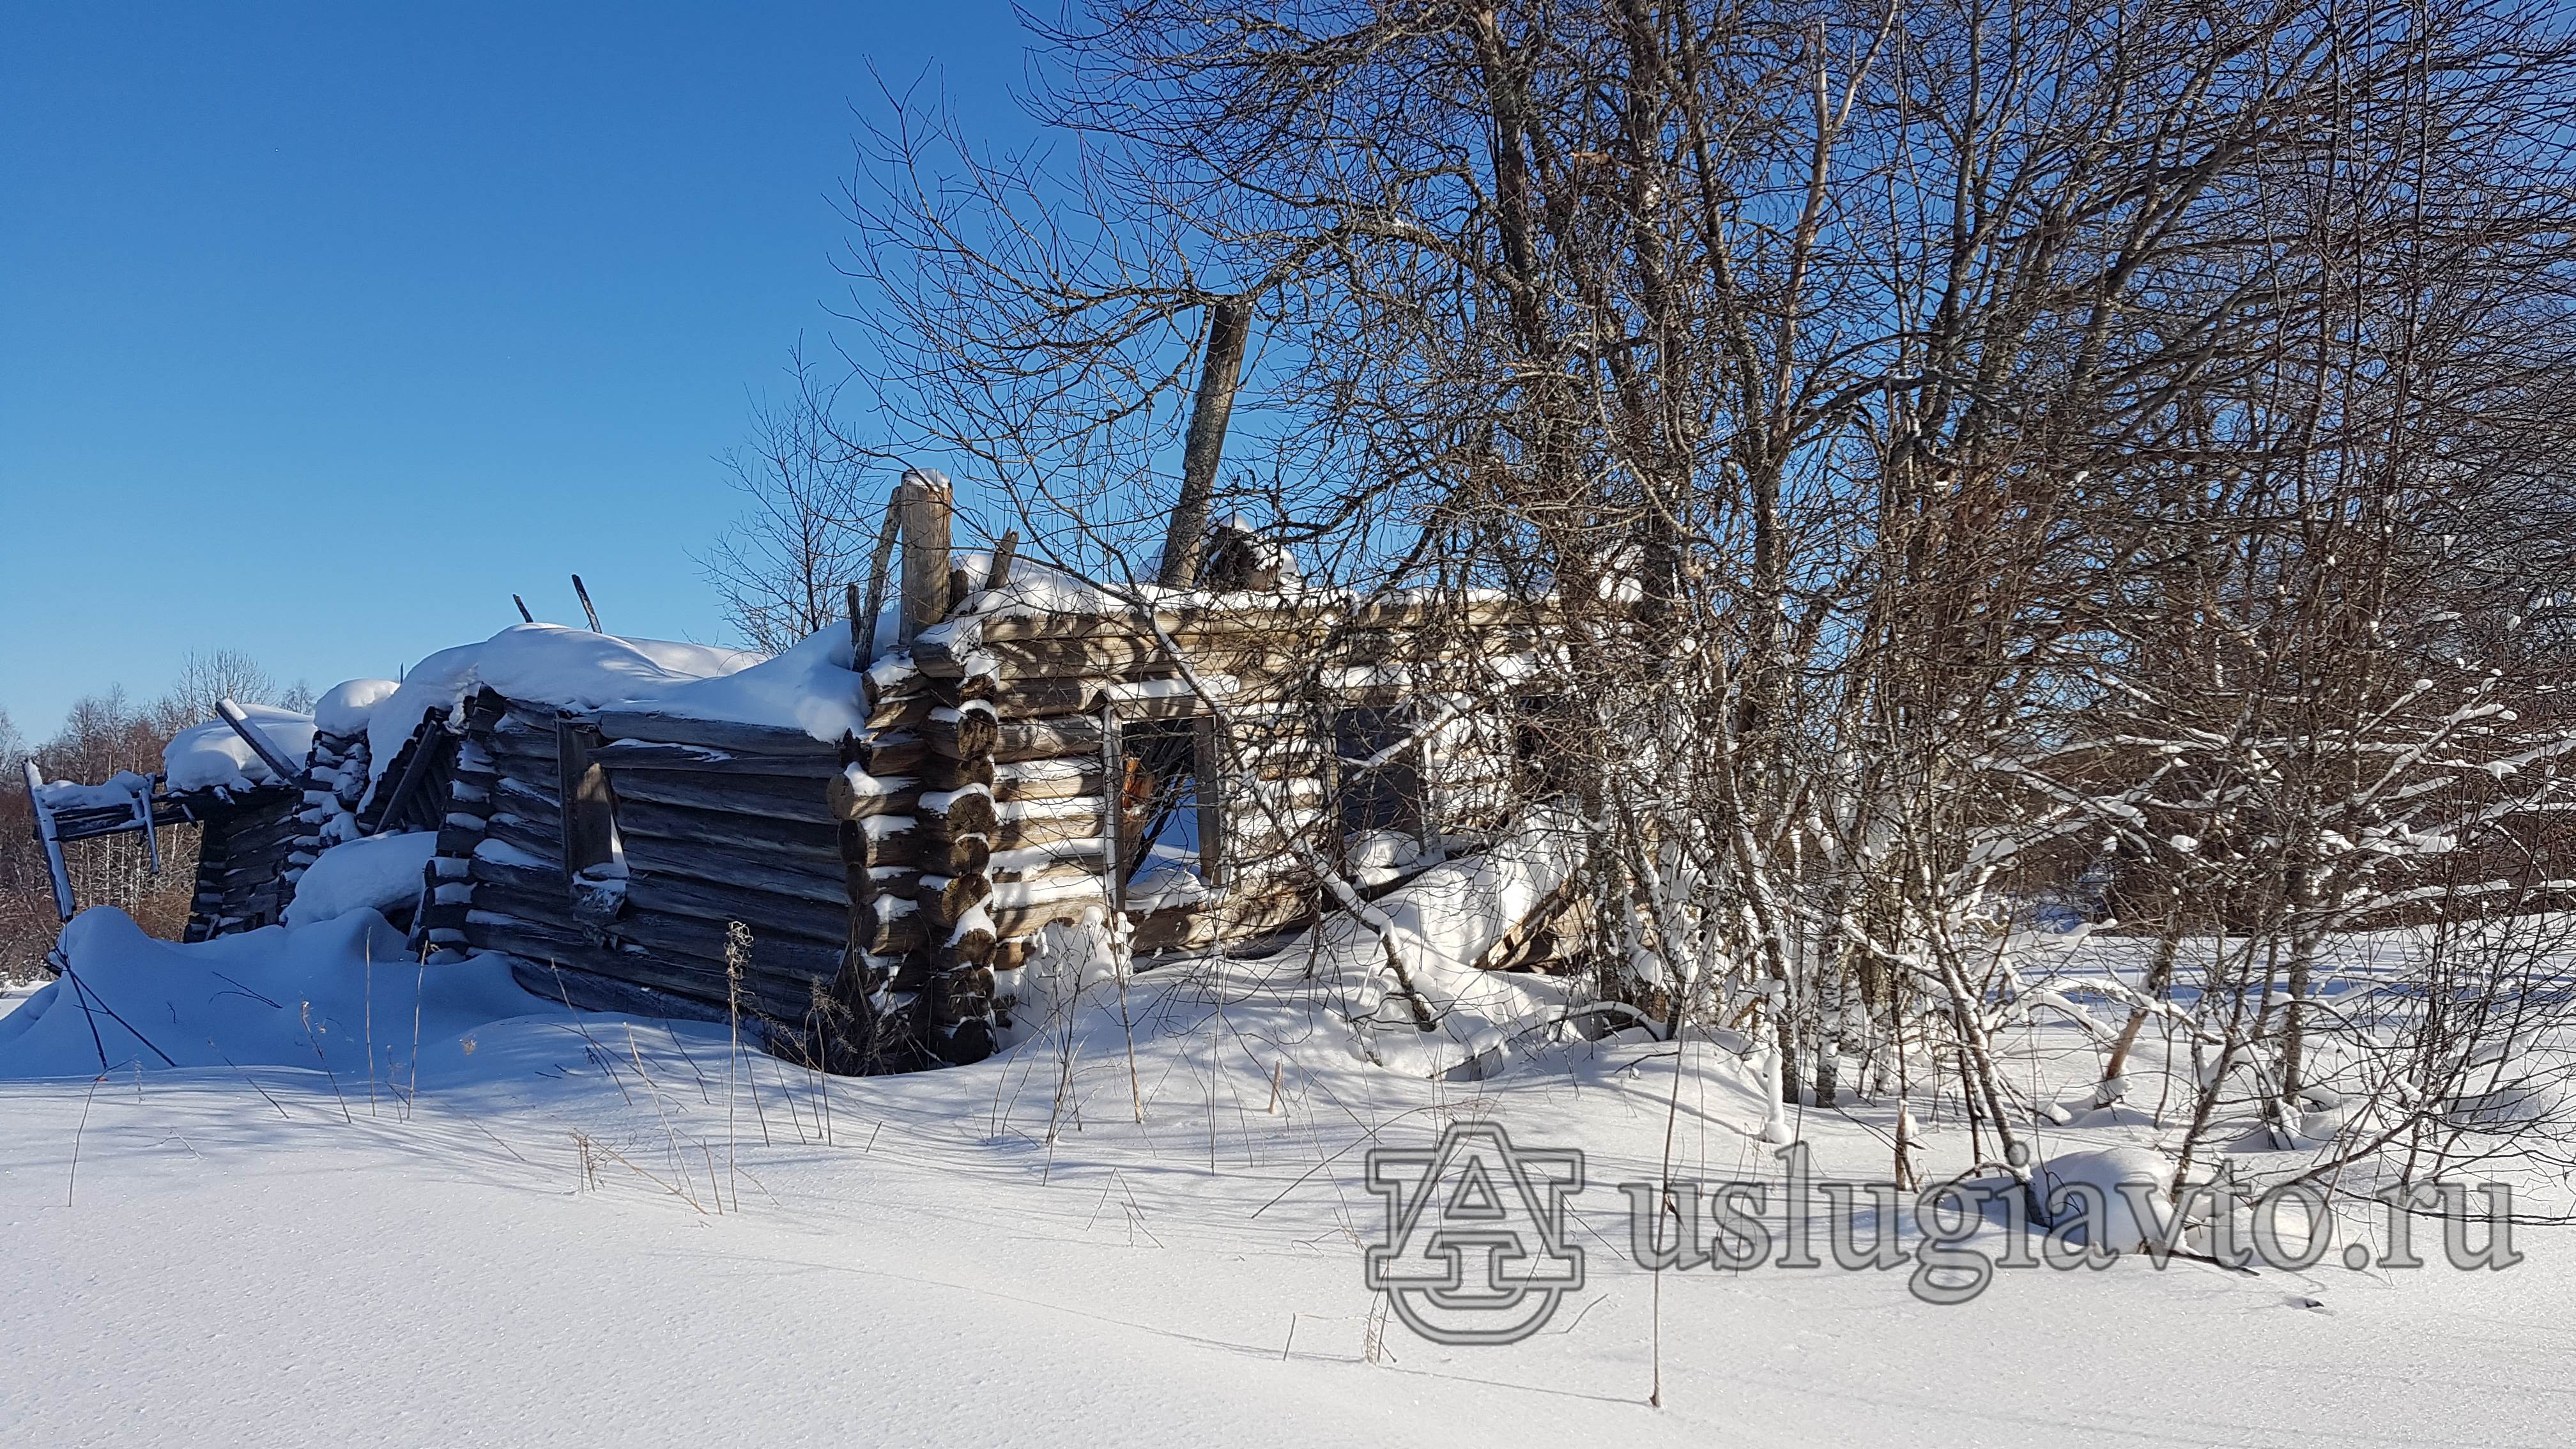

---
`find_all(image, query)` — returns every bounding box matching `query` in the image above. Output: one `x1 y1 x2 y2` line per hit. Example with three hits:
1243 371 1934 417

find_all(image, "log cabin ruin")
23 472 1582 1072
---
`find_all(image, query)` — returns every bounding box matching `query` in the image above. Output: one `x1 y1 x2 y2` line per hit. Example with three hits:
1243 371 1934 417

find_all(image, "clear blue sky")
1 2 1029 741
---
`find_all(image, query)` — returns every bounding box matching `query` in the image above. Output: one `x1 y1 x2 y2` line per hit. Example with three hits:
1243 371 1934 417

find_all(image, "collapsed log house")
22 477 1578 1069
431 478 1570 1067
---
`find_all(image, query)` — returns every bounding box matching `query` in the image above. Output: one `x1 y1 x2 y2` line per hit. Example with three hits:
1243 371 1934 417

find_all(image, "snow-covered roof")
32 771 153 812
364 622 880 775
165 704 316 793
312 678 401 739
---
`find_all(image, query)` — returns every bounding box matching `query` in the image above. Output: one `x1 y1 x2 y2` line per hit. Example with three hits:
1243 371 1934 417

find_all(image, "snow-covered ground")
2 911 2570 1448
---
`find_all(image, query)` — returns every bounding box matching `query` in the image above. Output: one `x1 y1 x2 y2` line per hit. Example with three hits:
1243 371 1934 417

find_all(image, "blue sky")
1 2 1030 740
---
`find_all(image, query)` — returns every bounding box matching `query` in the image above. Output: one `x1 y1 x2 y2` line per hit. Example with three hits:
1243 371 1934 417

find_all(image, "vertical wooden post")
897 469 954 647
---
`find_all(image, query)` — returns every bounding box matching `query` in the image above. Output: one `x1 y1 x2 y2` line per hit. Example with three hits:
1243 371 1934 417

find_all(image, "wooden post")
898 469 954 647
571 574 603 633
23 761 75 922
858 494 902 663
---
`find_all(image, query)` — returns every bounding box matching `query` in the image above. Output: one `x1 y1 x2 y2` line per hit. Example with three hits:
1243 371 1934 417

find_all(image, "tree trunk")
1158 296 1252 588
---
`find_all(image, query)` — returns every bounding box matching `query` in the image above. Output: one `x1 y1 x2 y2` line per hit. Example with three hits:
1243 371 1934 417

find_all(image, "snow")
283 834 439 928
365 624 878 781
3 912 2569 1447
643 625 873 744
32 771 151 812
163 703 316 792
310 678 401 739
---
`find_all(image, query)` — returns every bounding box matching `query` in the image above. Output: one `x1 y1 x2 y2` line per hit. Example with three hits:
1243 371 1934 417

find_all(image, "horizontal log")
491 777 563 825
838 816 920 870
591 739 845 778
921 707 1000 761
591 710 839 757
1130 888 1316 956
610 907 847 983
476 917 822 1021
482 812 563 864
609 770 836 824
612 797 841 855
919 788 998 841
927 710 1103 763
508 960 731 1028
618 832 847 891
468 850 563 896
825 770 925 822
619 851 855 910
993 760 1101 802
914 753 996 793
856 898 928 956
920 808 1101 854
625 871 852 944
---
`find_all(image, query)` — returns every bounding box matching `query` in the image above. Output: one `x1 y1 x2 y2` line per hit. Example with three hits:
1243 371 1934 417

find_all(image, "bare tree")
700 349 878 654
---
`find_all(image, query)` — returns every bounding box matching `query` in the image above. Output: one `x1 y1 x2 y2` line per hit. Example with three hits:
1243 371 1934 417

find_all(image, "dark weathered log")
490 776 563 826
609 770 836 824
611 908 847 981
591 739 848 778
916 832 992 878
467 850 563 896
611 797 841 854
921 708 1001 760
916 872 995 929
919 789 999 841
824 770 924 822
482 812 564 864
856 899 929 955
616 850 854 908
590 710 839 757
625 871 853 944
836 816 921 869
619 832 847 889
920 807 1099 854
914 753 997 793
509 960 731 1027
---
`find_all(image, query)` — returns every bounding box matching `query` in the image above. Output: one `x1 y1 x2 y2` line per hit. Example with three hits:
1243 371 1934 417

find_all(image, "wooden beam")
897 469 953 646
